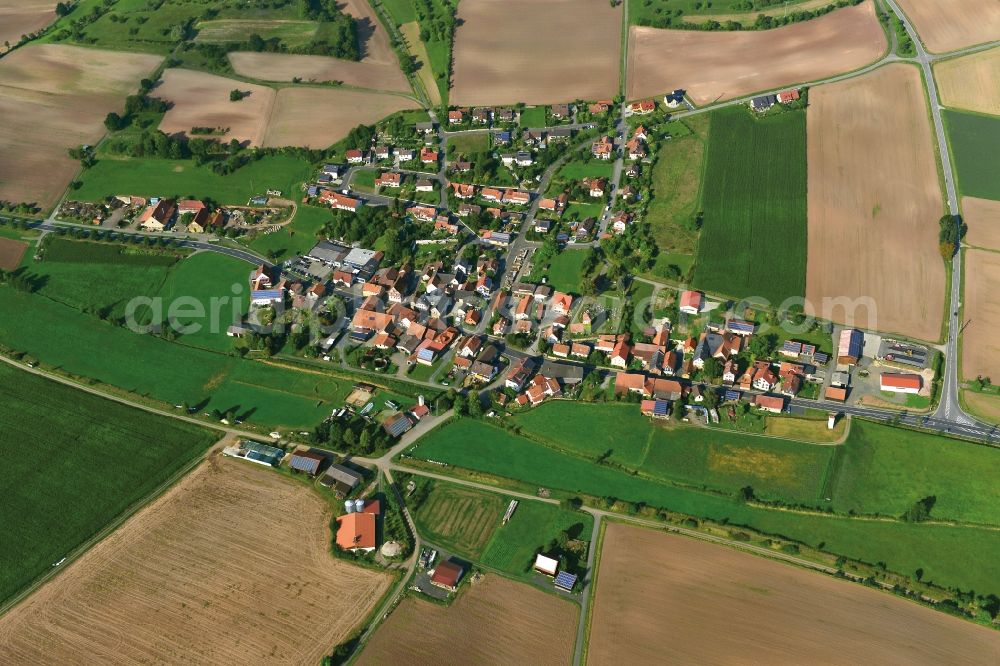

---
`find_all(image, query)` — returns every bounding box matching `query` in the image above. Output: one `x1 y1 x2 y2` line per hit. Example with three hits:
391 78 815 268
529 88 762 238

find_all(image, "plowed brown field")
0 44 161 209
0 237 27 270
155 68 275 145
0 0 54 51
229 52 410 92
0 456 391 665
895 0 1000 53
804 64 944 341
627 2 885 105
262 87 417 148
357 575 578 665
451 0 621 105
588 523 1000 664
935 47 1000 116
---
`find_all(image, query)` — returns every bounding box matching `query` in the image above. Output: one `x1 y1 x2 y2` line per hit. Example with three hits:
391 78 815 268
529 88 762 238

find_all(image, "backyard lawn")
246 204 331 261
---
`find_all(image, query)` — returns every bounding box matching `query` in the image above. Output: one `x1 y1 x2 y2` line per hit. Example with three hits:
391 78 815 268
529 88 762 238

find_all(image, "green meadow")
944 109 1000 201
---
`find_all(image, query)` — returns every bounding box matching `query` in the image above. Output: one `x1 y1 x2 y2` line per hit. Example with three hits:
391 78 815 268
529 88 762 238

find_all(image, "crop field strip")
692 106 807 304
944 109 1000 202
408 414 1000 594
0 362 217 605
412 482 505 558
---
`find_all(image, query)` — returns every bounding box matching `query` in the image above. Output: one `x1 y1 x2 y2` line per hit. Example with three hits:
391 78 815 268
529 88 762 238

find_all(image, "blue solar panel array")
653 400 669 416
724 389 741 402
554 572 577 591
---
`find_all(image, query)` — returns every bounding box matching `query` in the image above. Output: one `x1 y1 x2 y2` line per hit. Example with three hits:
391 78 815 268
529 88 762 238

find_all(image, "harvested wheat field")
0 0 55 51
935 47 1000 116
805 64 944 341
962 249 1000 381
0 237 28 270
963 197 1000 251
155 68 275 145
0 44 161 209
0 456 391 665
263 87 417 148
588 523 1000 665
964 390 1000 424
229 52 410 92
896 0 1000 53
357 575 578 666
627 2 885 105
451 0 621 105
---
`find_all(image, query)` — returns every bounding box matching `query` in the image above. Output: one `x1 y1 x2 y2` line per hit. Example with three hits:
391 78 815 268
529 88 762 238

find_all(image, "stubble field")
626 2 885 105
962 249 1000 381
804 64 944 342
0 456 391 664
588 523 1000 665
0 44 161 209
357 575 578 665
155 69 416 148
0 0 54 50
934 47 1000 117
895 0 1000 53
451 0 621 105
963 197 1000 251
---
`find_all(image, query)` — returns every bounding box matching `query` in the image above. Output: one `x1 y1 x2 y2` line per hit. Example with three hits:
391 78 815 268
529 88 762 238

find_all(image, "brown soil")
262 87 418 148
228 52 410 93
627 2 885 105
357 574 578 665
0 44 161 209
154 68 276 146
962 249 1000 382
0 237 28 270
0 456 391 664
935 48 1000 116
451 0 621 106
804 64 944 342
0 0 55 51
589 523 1000 665
963 197 1000 251
895 0 1000 53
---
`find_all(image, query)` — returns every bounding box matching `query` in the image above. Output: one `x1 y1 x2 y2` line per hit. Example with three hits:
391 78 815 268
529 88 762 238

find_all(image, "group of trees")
938 214 967 258
311 412 393 455
636 0 863 31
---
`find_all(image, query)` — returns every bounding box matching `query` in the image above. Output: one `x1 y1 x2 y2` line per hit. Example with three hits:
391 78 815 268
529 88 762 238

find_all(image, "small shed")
320 463 363 495
554 571 578 592
431 560 464 591
533 553 559 577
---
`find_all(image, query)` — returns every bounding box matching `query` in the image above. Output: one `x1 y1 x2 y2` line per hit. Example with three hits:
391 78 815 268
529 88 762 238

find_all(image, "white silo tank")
344 500 355 513
354 499 365 513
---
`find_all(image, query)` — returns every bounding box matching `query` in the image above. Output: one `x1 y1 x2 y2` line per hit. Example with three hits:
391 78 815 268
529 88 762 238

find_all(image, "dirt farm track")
450 0 621 106
357 574 578 665
626 2 885 105
804 64 944 342
588 523 1000 665
0 456 391 665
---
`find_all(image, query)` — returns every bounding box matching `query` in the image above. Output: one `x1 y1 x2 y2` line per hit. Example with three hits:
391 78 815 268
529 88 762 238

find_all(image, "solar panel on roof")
782 340 802 352
653 400 669 416
724 390 740 401
554 572 577 591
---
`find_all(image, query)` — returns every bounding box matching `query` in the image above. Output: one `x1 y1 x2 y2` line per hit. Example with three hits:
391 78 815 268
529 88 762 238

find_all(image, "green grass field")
829 420 1000 525
556 160 615 182
944 109 1000 201
0 362 216 605
448 133 490 156
538 250 588 293
481 500 593 578
75 155 314 206
411 479 506 558
564 201 605 221
693 107 807 303
519 106 546 128
408 417 1000 595
647 115 709 260
195 19 319 48
246 204 330 261
31 239 178 321
512 401 833 503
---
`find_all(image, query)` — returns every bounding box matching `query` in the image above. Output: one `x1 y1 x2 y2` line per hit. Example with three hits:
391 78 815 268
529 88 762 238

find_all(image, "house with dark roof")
289 450 325 476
